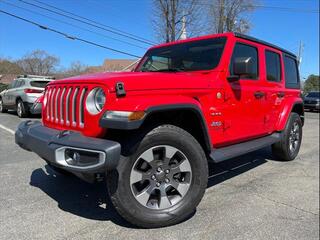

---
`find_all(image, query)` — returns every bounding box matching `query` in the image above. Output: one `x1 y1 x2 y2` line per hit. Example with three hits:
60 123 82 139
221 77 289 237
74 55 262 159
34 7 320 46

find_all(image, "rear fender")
275 98 304 131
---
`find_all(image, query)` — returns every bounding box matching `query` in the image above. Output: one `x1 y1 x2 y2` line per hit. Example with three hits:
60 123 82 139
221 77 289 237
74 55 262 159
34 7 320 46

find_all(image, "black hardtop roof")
234 32 297 59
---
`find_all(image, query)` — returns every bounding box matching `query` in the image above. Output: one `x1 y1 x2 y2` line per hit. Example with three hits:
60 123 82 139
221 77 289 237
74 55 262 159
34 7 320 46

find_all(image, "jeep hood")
52 72 214 91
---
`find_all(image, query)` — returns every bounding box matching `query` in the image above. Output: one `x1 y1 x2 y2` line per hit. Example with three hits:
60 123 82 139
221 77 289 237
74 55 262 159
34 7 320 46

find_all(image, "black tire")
272 112 302 161
107 124 208 228
16 99 29 118
0 98 8 113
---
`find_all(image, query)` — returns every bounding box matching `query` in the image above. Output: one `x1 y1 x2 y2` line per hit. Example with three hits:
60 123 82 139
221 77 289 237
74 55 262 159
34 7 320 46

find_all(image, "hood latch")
115 82 126 97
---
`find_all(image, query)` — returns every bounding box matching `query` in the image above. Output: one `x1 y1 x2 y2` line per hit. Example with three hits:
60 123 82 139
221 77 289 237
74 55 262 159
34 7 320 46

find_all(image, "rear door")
222 41 267 145
262 49 285 133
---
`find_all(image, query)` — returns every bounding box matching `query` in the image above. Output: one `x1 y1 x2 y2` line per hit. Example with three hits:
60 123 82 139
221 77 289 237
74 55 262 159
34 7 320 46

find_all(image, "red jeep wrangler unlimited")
15 32 304 228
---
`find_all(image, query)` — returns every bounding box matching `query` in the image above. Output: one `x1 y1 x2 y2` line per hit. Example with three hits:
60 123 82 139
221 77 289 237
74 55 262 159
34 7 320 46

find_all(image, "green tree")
0 83 8 92
303 74 320 94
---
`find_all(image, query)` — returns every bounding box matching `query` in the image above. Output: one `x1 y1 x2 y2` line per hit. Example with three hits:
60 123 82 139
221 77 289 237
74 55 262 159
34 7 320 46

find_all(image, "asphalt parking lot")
0 111 319 240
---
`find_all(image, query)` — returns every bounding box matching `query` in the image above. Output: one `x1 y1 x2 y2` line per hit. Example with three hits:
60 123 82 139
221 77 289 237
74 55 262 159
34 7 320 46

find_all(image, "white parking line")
0 124 15 135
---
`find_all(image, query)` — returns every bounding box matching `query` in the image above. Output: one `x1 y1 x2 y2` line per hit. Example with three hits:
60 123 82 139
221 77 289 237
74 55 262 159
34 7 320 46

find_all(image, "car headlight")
86 88 106 114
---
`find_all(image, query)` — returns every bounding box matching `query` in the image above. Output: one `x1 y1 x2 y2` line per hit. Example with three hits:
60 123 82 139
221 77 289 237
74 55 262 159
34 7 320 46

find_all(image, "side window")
19 80 25 87
15 80 22 88
230 43 258 79
265 50 281 82
284 55 300 88
10 80 18 89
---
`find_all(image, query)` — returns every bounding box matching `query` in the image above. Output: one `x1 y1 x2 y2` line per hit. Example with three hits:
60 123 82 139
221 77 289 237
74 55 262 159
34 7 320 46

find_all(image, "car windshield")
137 37 227 72
30 81 50 88
306 92 320 98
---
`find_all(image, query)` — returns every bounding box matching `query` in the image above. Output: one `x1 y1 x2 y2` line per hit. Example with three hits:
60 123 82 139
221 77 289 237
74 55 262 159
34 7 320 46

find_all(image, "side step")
210 133 282 163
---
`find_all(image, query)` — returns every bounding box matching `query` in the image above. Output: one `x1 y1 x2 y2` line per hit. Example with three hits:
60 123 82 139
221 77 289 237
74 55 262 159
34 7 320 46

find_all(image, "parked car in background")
0 75 53 117
304 91 320 111
30 95 44 115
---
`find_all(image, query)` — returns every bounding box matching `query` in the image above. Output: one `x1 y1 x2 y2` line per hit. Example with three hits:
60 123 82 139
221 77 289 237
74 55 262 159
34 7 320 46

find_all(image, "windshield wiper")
153 68 184 72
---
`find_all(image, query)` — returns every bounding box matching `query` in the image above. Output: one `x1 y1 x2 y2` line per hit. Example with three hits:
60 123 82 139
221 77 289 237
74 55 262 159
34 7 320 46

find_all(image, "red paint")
42 32 302 147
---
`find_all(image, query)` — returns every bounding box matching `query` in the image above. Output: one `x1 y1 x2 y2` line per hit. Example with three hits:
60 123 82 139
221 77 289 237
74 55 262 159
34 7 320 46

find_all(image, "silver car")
0 75 54 117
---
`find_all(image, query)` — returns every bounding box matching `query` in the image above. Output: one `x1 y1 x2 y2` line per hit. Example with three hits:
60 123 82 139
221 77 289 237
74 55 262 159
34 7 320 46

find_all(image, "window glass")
230 43 258 79
15 80 23 88
138 37 227 72
306 92 320 98
265 50 281 82
30 81 50 88
284 56 299 88
10 80 18 89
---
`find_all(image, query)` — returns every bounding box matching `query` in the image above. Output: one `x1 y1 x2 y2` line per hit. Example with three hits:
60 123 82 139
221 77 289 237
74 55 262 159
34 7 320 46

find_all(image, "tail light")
24 89 43 94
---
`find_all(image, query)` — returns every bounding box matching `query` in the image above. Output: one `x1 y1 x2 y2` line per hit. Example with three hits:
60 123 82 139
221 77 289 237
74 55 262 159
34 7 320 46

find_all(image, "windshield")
137 37 227 72
306 92 320 98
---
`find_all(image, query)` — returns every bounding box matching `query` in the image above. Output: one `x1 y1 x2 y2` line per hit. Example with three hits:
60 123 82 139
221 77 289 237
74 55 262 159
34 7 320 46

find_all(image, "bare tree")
207 0 256 34
152 0 204 43
67 61 88 76
16 50 59 75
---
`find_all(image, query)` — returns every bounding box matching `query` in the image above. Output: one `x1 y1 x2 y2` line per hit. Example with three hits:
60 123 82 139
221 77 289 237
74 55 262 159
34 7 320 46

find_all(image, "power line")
32 0 155 44
0 0 146 50
18 0 155 45
196 2 319 13
0 9 141 58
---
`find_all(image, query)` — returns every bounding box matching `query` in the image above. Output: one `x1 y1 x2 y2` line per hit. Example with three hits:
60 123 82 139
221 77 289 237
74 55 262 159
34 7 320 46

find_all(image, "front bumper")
15 121 121 181
304 103 320 110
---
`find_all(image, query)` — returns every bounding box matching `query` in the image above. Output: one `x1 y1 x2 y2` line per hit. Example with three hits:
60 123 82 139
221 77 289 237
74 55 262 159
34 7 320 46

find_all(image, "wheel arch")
276 100 304 131
103 104 212 157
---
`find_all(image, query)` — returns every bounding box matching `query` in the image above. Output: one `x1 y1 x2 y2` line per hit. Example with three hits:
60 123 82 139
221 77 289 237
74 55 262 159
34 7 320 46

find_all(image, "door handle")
277 91 285 98
254 91 265 99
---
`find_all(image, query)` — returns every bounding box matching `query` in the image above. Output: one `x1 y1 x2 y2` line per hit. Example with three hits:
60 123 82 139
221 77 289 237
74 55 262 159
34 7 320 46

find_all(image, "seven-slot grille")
45 85 88 128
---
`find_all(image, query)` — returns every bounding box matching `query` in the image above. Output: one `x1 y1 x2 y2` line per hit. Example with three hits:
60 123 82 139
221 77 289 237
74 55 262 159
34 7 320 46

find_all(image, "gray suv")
0 75 53 117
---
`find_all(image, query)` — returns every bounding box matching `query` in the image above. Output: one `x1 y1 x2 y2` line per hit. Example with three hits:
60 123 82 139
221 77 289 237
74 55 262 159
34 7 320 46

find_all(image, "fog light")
65 149 81 165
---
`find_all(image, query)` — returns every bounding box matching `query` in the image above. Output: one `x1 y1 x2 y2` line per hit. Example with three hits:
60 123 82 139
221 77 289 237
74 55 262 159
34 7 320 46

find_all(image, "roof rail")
17 74 55 80
233 32 297 58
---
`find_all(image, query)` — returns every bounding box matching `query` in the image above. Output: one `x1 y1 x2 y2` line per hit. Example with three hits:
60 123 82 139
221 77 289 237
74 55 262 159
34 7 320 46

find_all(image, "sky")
0 0 319 79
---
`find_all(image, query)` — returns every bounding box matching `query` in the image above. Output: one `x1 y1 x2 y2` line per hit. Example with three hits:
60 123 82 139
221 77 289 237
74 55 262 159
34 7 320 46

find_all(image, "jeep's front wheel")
107 125 208 228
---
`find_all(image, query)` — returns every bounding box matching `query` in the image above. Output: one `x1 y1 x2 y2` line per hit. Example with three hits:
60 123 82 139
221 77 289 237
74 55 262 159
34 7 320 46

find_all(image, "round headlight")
86 88 106 114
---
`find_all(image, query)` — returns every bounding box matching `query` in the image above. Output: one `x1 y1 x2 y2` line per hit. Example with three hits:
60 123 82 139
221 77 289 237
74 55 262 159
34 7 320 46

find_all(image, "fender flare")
100 103 212 153
276 100 304 131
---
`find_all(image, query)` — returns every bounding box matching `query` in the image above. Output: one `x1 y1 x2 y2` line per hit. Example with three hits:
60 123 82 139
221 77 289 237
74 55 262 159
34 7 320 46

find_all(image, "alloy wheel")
0 99 3 112
289 121 300 153
17 102 22 117
130 145 192 210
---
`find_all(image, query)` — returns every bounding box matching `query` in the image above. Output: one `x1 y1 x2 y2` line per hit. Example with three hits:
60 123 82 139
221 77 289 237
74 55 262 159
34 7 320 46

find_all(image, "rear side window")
11 80 18 89
16 80 25 88
230 43 258 79
284 55 300 88
265 50 281 82
30 81 50 88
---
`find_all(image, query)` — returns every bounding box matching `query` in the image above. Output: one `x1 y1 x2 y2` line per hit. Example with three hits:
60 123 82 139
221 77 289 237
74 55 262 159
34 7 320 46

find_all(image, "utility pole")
179 15 187 40
297 41 304 70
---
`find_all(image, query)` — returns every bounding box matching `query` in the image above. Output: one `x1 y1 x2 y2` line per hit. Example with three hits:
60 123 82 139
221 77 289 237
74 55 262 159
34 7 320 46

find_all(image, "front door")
222 42 267 145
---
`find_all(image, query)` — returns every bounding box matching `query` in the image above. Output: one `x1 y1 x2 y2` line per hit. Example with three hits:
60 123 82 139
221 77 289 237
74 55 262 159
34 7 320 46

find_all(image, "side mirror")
228 57 255 81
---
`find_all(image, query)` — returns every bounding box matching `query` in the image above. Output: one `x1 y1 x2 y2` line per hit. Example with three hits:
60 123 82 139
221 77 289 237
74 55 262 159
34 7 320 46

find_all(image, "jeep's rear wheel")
272 112 302 161
107 125 208 228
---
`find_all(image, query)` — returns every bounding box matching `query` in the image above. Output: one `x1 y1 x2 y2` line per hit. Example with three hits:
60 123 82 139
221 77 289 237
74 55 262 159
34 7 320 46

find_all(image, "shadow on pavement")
29 146 274 227
30 165 133 228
